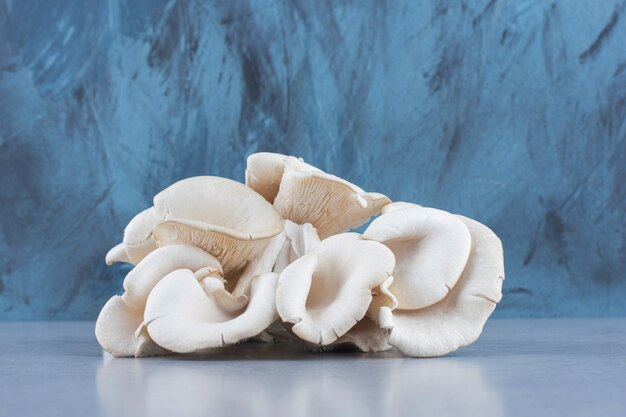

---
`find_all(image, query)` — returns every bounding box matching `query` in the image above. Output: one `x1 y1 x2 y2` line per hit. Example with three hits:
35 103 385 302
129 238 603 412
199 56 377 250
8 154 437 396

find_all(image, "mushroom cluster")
96 152 504 358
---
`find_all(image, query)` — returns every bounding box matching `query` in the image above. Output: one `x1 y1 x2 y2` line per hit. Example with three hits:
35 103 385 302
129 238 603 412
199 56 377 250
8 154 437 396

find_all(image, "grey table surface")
0 319 624 417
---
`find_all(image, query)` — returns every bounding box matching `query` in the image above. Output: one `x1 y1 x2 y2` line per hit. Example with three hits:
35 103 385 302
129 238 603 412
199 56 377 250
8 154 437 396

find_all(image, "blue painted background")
1 0 624 319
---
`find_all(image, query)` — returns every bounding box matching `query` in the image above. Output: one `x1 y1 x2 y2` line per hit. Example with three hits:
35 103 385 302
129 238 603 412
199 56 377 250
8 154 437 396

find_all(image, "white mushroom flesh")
95 245 222 357
384 215 505 357
98 158 506 358
362 205 472 310
276 233 395 345
145 271 280 353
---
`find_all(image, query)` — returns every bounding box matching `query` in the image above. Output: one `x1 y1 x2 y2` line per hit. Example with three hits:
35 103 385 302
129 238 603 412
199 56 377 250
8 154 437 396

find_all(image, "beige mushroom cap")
245 152 320 203
362 204 471 310
105 207 160 265
275 171 390 239
107 176 283 276
144 270 279 353
95 245 222 357
245 152 390 239
276 233 395 345
384 216 505 357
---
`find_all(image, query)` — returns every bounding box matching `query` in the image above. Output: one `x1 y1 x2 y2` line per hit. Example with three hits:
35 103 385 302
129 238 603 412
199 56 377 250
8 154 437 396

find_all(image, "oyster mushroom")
276 233 395 346
362 203 472 310
245 152 390 239
380 215 505 357
95 244 223 357
106 176 283 277
144 271 279 353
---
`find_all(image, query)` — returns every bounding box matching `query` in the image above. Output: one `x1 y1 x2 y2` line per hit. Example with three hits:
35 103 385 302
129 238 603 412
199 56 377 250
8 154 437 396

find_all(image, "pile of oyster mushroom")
96 152 504 358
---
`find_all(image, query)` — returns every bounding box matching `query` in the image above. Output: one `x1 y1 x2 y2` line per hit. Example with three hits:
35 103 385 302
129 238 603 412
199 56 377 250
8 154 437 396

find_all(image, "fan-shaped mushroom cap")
245 152 390 239
362 204 471 310
383 216 505 357
275 173 390 240
144 270 279 353
107 176 283 277
276 233 395 345
95 245 222 357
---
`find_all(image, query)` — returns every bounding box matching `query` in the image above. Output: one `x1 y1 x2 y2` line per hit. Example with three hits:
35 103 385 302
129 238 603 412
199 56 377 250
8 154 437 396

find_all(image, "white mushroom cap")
144 271 279 353
95 245 222 357
276 233 395 345
106 176 283 276
245 152 390 239
362 204 471 309
383 216 505 357
105 207 160 265
152 177 283 275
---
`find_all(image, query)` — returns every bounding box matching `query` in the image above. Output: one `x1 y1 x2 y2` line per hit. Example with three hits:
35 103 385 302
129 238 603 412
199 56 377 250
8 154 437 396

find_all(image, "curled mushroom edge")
276 233 395 346
95 244 223 357
144 270 280 353
369 202 505 357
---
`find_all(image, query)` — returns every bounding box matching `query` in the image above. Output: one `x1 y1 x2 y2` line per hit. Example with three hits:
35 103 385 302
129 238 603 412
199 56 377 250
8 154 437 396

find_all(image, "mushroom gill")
106 176 283 280
245 152 390 239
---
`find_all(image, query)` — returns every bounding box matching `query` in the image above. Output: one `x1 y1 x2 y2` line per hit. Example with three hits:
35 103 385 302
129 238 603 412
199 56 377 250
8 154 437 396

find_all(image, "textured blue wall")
1 0 624 319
